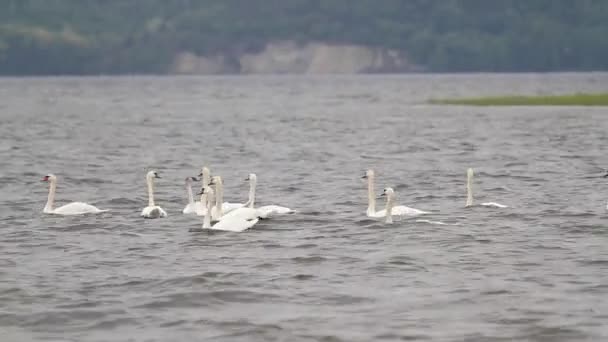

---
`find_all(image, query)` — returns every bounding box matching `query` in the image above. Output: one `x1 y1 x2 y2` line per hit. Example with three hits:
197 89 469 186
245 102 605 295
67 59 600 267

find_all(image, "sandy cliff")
171 41 421 74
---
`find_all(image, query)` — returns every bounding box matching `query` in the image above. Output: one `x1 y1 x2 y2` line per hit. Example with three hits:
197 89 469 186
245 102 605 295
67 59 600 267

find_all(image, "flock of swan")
41 167 507 231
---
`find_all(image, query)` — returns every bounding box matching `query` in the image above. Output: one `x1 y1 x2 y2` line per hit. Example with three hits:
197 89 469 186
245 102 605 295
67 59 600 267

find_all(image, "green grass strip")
429 93 608 106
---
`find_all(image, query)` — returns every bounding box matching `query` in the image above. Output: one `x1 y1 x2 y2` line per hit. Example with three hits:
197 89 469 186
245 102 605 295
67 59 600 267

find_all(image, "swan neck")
147 176 155 207
248 178 256 208
44 179 56 212
215 181 223 217
367 175 375 215
203 191 213 228
201 168 210 187
385 194 394 224
186 182 194 205
466 171 473 207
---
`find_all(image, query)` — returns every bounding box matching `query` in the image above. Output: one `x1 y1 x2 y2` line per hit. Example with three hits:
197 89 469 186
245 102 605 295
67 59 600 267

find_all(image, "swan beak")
245 177 250 181
379 193 386 197
603 172 608 178
361 175 367 179
197 188 206 195
209 180 216 185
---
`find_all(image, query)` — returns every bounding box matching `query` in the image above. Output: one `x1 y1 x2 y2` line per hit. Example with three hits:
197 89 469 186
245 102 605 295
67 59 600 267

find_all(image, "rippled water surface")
2 73 608 341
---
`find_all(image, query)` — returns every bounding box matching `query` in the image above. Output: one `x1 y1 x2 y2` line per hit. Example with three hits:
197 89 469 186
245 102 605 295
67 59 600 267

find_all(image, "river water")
1 73 608 341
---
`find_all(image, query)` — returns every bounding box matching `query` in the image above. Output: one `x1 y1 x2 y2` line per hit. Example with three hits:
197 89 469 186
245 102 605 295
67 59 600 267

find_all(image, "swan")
182 176 203 214
41 174 108 215
362 169 428 217
247 173 294 216
200 187 260 232
465 168 508 208
141 170 167 218
209 176 245 221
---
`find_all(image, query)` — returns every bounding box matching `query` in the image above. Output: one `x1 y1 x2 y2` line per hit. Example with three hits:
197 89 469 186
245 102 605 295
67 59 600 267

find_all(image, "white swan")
466 168 508 208
209 176 245 221
41 174 108 215
248 173 294 216
182 176 203 214
201 187 259 232
141 170 167 218
362 169 428 217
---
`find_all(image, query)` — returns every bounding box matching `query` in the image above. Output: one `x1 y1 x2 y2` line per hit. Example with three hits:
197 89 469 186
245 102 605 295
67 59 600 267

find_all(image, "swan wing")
257 205 294 217
480 202 508 208
392 205 429 216
218 207 259 221
141 206 167 218
52 202 107 215
209 216 259 232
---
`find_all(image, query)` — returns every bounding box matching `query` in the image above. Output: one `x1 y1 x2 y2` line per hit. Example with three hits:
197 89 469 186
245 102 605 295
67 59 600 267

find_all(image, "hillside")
1 0 608 74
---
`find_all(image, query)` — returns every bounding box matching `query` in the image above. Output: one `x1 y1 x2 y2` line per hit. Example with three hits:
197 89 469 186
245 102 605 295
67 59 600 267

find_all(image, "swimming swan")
182 176 203 214
141 170 167 218
465 168 508 208
209 175 245 221
41 174 108 215
362 169 428 217
201 187 260 232
249 173 294 216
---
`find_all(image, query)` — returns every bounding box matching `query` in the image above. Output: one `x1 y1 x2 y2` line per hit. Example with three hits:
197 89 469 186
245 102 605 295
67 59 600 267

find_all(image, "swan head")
197 186 214 196
198 186 215 203
185 176 198 184
209 175 222 186
467 168 474 180
42 174 57 182
198 167 210 178
362 169 374 179
380 187 395 199
146 170 161 180
246 173 257 182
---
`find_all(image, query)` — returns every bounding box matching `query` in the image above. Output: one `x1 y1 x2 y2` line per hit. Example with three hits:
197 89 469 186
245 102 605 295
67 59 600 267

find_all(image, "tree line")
1 0 607 74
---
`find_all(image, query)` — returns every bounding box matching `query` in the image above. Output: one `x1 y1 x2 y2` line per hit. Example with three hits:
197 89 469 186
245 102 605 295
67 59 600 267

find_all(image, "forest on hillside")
1 0 608 74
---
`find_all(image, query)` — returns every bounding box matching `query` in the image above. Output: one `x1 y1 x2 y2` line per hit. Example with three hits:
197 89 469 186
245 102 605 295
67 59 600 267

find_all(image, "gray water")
1 73 608 341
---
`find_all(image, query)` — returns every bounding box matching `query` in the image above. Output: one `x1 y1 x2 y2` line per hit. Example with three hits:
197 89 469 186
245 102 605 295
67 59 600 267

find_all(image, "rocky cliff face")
171 41 421 74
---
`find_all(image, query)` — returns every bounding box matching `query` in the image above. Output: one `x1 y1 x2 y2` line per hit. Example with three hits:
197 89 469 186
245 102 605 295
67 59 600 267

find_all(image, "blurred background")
1 0 608 75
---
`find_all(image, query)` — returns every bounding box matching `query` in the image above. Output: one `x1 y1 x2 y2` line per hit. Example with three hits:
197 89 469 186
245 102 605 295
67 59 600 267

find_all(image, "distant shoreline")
429 93 608 106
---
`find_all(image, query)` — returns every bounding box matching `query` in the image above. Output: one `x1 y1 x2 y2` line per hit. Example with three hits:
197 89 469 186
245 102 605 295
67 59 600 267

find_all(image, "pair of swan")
198 173 293 232
41 174 109 215
363 168 507 223
363 169 429 218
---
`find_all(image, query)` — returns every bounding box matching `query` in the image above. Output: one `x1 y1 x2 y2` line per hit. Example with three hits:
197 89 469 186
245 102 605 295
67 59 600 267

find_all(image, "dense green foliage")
1 0 608 74
430 93 608 106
